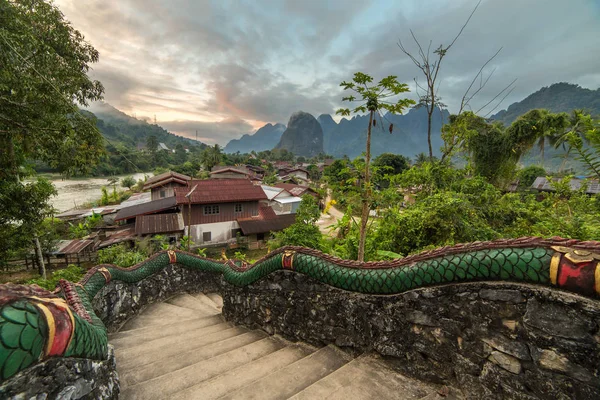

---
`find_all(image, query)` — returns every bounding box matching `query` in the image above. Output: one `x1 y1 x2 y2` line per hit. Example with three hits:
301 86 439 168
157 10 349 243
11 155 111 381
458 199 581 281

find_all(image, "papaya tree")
336 72 414 261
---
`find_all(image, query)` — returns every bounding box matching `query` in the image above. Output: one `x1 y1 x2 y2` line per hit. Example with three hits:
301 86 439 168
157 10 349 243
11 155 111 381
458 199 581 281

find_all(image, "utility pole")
184 184 198 252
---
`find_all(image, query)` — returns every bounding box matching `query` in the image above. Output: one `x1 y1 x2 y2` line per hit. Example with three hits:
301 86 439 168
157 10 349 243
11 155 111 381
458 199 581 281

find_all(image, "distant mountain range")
223 82 600 160
491 83 600 125
85 102 205 150
224 123 286 153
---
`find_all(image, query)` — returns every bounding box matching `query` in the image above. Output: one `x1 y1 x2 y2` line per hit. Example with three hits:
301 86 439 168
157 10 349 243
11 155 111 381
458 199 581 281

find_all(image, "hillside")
492 83 600 125
224 123 286 153
275 112 324 157
87 102 205 150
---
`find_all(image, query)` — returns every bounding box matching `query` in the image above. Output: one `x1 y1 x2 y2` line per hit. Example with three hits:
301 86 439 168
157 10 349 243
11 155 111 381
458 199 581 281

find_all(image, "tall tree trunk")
427 108 433 159
357 110 374 262
33 236 46 279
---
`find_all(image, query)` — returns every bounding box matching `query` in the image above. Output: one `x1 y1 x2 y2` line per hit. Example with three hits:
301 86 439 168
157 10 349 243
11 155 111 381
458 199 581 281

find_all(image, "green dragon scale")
1 237 599 381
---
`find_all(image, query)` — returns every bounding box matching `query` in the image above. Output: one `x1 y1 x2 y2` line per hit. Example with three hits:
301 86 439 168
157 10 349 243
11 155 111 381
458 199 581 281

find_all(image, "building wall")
187 220 240 244
211 172 248 179
183 201 259 225
151 182 185 201
290 171 308 180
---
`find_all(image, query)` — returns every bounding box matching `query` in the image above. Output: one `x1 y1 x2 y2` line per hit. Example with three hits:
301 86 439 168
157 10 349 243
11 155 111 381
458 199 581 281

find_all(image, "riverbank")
37 172 152 212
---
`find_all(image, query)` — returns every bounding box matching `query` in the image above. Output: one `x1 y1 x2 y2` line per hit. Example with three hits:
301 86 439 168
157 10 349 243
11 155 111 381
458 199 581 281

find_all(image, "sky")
54 0 600 145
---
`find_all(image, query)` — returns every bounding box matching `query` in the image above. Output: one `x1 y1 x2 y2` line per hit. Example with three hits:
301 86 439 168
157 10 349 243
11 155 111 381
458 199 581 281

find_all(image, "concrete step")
138 301 207 319
165 293 221 315
192 292 222 311
220 345 353 400
171 344 314 400
117 324 242 370
109 315 224 342
118 313 191 332
205 292 223 308
290 354 438 400
111 318 230 350
120 330 269 388
121 336 287 400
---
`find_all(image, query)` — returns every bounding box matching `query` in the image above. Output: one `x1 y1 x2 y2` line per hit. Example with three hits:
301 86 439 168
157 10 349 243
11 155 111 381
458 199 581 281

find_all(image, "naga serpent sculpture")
1 236 600 382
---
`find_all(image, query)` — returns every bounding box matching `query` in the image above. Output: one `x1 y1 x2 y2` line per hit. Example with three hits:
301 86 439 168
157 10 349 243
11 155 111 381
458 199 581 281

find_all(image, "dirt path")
316 190 345 237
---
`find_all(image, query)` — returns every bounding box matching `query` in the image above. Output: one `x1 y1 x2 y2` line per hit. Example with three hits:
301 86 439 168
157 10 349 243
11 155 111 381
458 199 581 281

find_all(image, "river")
43 173 152 212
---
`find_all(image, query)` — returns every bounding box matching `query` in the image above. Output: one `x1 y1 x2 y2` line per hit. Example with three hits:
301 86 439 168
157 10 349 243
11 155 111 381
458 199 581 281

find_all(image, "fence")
3 252 98 272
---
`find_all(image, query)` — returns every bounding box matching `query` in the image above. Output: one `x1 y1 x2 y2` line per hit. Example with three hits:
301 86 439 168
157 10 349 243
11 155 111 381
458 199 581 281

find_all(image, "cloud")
55 0 600 144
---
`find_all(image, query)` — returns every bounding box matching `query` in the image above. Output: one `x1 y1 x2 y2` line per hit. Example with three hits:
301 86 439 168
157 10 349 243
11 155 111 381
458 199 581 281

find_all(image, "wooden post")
185 184 198 252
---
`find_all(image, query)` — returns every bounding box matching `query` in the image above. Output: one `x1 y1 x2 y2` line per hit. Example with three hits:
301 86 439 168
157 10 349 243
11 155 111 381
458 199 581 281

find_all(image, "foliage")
197 248 207 257
517 165 546 189
562 114 600 179
0 178 56 267
271 195 323 250
200 145 223 171
121 176 136 190
27 264 84 290
372 153 410 188
97 244 146 267
178 235 194 251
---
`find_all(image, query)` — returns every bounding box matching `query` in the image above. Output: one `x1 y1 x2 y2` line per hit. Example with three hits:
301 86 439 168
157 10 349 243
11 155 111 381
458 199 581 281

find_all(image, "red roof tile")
174 179 267 205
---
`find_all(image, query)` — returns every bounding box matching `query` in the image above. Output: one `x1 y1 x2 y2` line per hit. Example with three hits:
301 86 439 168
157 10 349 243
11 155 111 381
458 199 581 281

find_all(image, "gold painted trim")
550 253 561 286
35 303 55 357
30 297 76 354
595 262 600 296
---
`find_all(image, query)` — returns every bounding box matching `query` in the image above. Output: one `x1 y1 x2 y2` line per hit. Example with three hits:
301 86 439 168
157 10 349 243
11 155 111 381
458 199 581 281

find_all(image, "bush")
27 264 84 290
97 244 146 267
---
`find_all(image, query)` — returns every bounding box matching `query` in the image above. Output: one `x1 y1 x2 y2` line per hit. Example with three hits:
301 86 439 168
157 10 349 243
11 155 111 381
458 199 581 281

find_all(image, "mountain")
317 114 337 151
275 111 324 157
320 106 449 159
87 102 205 149
224 123 286 153
492 83 600 125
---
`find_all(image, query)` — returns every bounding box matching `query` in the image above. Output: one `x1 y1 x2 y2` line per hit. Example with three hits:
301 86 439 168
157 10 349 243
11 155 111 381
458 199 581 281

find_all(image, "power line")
0 29 143 173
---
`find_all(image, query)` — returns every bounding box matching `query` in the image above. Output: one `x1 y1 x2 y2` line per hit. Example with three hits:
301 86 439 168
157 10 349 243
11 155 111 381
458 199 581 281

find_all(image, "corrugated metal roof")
274 196 302 204
274 183 317 197
143 171 190 190
114 197 178 221
115 192 152 210
237 214 296 235
135 213 184 235
531 177 600 194
53 239 94 255
97 227 136 249
174 179 267 205
261 185 285 200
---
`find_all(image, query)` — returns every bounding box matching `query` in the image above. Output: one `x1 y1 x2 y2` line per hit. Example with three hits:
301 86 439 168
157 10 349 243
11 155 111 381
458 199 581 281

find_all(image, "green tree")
517 165 546 189
0 0 104 273
174 143 187 164
271 195 322 250
200 144 223 171
372 153 410 188
337 72 414 261
121 176 136 190
146 135 158 153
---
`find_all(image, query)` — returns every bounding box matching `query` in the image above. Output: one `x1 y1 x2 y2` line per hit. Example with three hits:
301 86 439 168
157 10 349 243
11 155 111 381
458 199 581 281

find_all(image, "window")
257 233 265 241
204 205 220 215
159 190 166 198
234 203 243 213
203 232 212 242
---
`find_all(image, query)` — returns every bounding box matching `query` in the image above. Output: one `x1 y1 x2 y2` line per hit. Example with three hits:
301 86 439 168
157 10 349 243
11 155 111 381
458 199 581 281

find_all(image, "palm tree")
508 109 569 166
200 144 223 171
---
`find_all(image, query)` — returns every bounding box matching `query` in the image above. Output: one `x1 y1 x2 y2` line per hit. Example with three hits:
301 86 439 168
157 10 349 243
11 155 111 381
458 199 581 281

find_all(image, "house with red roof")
143 171 191 200
174 179 284 245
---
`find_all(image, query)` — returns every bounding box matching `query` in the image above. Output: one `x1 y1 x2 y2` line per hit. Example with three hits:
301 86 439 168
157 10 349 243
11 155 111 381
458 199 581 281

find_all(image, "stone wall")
0 347 118 400
93 263 222 332
221 270 600 399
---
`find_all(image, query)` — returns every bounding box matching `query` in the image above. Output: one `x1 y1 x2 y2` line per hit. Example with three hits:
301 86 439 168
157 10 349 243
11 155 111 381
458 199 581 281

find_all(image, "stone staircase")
111 293 454 400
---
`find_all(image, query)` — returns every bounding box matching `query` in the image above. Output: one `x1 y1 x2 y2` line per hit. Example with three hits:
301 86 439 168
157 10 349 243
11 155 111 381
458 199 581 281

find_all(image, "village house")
210 166 261 182
530 177 600 195
260 185 302 214
143 171 191 200
174 179 295 246
175 179 267 245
